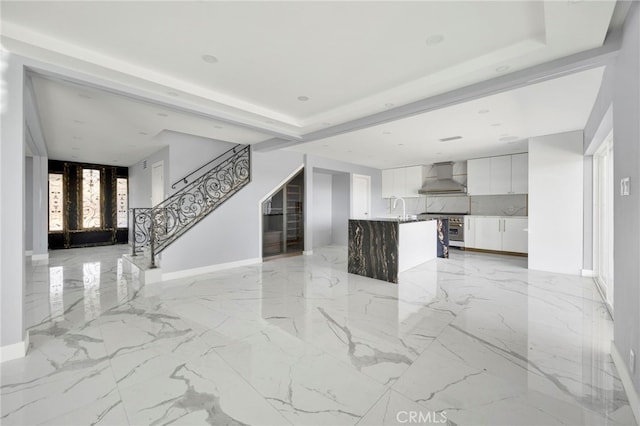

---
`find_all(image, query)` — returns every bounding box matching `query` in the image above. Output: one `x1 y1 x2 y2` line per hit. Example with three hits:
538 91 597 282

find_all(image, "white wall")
528 130 584 275
611 2 640 396
0 52 26 353
331 173 351 246
312 172 333 248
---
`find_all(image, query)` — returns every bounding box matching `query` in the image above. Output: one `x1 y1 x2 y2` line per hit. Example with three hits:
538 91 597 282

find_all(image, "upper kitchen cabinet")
467 153 528 195
382 166 426 198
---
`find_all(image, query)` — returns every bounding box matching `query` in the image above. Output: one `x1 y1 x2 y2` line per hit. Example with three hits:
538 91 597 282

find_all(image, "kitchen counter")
348 218 438 283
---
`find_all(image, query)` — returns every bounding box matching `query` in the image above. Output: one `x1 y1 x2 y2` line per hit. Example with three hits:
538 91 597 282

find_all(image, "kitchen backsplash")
470 194 527 216
386 194 528 217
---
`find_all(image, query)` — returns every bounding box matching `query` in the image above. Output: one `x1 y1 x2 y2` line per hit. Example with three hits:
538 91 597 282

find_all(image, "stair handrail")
170 144 242 190
130 144 251 267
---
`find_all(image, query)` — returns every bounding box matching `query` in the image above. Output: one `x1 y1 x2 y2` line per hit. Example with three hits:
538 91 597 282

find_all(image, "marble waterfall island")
348 218 438 283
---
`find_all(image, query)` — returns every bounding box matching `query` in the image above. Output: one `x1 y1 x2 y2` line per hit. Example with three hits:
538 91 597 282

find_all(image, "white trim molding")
1 333 29 363
162 257 262 282
581 269 595 277
611 341 640 425
31 253 49 263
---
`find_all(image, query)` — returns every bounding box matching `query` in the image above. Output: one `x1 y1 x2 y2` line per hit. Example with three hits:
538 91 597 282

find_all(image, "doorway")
151 161 164 206
352 174 371 220
594 131 614 313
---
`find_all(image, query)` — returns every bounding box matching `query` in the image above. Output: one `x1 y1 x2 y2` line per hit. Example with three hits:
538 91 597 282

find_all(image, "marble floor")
1 245 636 426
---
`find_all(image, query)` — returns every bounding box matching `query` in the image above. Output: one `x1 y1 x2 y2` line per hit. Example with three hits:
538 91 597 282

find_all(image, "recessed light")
426 34 444 46
439 136 463 142
384 103 394 108
496 65 510 73
202 54 218 64
499 136 519 142
478 109 490 114
297 96 310 102
157 112 169 117
77 93 92 99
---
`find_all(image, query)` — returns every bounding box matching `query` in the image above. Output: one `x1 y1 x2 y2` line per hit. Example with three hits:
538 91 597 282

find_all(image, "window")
116 178 128 228
82 169 101 229
48 173 64 231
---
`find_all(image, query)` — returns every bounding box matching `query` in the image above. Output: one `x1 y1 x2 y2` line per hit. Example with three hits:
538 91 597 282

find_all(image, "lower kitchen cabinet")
465 216 528 254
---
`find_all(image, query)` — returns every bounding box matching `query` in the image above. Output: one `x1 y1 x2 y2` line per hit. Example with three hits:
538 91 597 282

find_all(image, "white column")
32 155 49 260
0 51 27 361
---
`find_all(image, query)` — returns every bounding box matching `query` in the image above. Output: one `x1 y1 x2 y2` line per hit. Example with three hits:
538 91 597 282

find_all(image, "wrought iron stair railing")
130 144 251 267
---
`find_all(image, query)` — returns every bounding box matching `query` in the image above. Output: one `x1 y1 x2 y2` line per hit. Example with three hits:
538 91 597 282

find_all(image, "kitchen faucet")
392 196 406 220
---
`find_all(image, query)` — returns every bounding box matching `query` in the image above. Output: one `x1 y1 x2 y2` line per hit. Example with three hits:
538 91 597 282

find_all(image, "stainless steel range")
418 212 467 248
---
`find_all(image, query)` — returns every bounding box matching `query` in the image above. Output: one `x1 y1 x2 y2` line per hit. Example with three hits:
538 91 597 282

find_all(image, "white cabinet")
467 154 528 195
474 217 503 251
464 216 475 248
466 158 491 195
510 153 528 194
464 216 527 254
381 166 426 198
502 217 528 253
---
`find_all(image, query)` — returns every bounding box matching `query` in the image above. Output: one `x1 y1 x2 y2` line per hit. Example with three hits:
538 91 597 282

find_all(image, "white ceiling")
1 1 619 168
29 75 273 166
291 67 606 169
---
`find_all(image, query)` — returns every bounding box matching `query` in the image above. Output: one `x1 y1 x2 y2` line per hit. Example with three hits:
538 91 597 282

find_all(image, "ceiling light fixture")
202 54 218 64
426 34 444 46
439 136 463 142
297 96 310 102
496 65 510 73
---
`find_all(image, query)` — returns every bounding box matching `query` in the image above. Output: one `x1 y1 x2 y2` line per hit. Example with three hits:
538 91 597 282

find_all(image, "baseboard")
581 269 595 277
611 341 640 425
1 332 29 363
162 257 262 282
303 250 313 256
31 253 49 263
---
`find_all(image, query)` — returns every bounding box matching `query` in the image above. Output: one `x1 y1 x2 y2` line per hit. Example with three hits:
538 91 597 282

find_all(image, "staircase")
130 144 251 268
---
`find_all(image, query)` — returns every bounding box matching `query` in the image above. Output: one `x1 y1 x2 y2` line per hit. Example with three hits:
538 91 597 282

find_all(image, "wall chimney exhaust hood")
418 162 466 195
